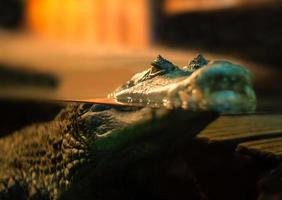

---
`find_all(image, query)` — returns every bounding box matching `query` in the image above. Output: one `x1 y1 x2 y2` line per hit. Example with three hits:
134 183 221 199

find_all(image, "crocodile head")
56 103 217 199
110 55 256 113
58 104 214 182
51 103 216 199
74 104 216 174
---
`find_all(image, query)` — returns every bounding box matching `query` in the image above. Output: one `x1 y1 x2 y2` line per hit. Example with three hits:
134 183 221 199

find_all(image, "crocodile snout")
189 60 256 113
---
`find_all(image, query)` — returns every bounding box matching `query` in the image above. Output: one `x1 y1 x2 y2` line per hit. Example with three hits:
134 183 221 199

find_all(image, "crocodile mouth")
188 61 256 113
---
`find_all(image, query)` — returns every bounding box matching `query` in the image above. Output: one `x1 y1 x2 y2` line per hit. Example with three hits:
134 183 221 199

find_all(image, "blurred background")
0 0 281 109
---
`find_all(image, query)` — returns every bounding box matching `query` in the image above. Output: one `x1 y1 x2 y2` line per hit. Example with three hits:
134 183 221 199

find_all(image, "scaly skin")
0 103 217 200
110 55 256 113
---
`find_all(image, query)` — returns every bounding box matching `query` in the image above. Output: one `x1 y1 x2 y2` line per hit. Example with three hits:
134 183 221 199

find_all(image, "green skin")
0 103 216 200
110 55 256 113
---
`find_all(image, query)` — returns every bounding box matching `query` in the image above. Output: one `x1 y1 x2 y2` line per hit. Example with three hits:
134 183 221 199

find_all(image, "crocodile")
0 55 256 199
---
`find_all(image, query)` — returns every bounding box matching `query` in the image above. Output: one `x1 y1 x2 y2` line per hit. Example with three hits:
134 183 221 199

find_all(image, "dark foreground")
0 100 282 200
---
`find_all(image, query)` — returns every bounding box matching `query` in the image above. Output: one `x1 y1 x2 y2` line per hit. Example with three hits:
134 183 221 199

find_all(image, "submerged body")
110 55 256 113
0 103 216 200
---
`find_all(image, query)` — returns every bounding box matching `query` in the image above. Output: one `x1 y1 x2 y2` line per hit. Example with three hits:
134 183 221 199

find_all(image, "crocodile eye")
78 103 93 115
151 55 177 72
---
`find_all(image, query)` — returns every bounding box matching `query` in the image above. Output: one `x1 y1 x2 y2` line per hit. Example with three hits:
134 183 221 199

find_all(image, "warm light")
25 0 150 47
164 0 273 14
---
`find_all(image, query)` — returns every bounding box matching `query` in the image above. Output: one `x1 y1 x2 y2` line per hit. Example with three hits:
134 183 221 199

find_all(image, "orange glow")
164 0 274 14
25 0 150 47
125 0 150 47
